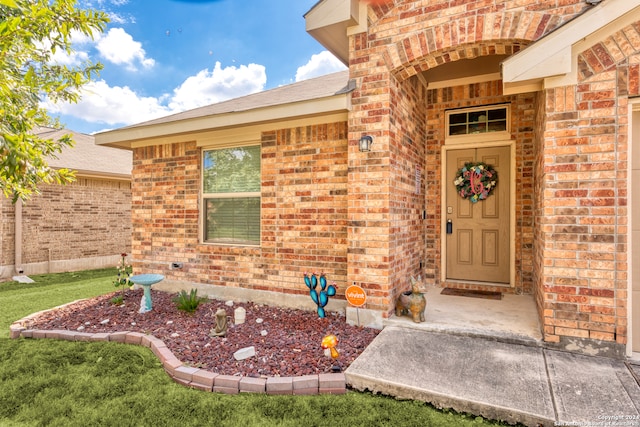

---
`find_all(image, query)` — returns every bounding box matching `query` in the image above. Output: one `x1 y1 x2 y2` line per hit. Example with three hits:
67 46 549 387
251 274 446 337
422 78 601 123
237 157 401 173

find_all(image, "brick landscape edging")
9 309 346 395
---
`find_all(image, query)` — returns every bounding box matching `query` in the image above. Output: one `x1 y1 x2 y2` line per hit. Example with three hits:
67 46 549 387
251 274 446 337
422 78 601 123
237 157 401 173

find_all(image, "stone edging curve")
9 304 346 396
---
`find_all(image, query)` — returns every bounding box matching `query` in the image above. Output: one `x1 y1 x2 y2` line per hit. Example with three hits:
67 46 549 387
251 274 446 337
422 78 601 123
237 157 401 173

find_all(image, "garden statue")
321 334 341 372
303 272 337 318
395 275 426 323
210 308 228 337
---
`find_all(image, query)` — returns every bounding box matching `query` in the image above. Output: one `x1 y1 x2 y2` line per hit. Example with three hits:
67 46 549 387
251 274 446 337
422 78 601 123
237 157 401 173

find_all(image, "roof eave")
54 168 131 181
304 0 365 65
95 93 351 149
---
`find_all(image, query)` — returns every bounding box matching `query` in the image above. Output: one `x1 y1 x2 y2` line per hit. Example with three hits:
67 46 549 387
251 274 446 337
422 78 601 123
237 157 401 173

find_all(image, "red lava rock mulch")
25 289 380 377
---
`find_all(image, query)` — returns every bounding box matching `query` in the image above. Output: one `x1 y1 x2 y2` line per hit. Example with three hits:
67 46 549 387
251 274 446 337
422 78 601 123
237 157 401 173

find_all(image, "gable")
502 0 640 94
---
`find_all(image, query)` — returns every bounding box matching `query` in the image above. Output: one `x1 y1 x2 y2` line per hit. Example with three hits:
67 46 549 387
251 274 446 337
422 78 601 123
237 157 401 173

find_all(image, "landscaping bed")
24 288 380 377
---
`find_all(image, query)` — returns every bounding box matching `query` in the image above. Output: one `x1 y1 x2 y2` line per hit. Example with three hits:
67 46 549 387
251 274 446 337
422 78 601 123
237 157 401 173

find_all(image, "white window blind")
202 145 260 245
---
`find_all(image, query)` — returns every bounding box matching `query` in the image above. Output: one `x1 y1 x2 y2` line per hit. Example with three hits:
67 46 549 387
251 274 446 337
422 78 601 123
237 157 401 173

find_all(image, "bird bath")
129 274 164 313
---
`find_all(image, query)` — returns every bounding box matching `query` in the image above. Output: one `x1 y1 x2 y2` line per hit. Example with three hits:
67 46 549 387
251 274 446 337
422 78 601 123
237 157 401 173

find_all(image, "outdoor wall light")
359 135 373 152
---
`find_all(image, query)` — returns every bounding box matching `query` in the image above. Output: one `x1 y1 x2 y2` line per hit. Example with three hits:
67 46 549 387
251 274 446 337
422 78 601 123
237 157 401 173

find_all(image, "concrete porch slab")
345 326 555 426
385 285 543 345
546 350 640 425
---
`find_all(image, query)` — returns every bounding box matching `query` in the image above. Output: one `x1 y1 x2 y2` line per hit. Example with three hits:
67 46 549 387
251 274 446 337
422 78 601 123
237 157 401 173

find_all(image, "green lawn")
0 268 115 339
0 269 507 426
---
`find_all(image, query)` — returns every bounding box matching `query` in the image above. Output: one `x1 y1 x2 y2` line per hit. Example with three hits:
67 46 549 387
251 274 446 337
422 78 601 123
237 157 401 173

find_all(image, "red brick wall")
533 91 547 330
131 122 349 297
0 198 15 269
536 22 640 350
1 177 131 275
371 0 589 81
347 0 588 314
345 0 640 343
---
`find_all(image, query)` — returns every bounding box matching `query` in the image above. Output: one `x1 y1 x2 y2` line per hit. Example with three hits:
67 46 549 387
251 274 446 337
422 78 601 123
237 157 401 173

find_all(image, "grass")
0 268 114 339
0 269 509 426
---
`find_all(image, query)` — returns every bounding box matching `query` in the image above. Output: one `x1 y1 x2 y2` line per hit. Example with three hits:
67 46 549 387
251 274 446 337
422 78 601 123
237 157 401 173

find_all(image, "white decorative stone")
225 300 234 307
234 307 246 325
166 320 173 325
256 318 264 324
170 333 180 338
233 346 256 361
100 319 110 325
84 322 91 325
77 325 85 331
261 330 268 337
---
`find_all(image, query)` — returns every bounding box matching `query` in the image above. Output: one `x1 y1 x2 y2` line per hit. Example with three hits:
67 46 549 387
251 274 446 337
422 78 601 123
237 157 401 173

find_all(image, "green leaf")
0 0 108 202
0 0 19 8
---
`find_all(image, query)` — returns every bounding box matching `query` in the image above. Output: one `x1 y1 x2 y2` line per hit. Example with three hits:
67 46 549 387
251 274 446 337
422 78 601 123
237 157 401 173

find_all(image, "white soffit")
502 0 640 94
304 0 361 65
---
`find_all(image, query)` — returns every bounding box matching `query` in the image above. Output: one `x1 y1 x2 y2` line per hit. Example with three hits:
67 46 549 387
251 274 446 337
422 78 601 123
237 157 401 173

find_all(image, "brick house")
1 127 132 278
96 0 640 358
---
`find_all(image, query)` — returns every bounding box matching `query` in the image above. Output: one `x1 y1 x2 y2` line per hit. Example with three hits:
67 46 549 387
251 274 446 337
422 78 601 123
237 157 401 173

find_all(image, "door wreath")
453 162 498 203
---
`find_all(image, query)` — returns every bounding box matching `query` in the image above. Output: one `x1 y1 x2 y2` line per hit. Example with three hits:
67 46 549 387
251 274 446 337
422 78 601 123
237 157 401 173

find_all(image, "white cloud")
96 28 154 71
45 62 267 126
78 0 134 24
107 12 134 25
38 30 95 67
50 49 90 66
295 51 346 82
45 80 170 125
169 62 266 111
44 51 343 130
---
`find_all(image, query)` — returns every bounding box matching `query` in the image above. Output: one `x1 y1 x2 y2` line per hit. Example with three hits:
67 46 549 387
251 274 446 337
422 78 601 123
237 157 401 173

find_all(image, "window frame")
200 143 261 247
445 104 511 144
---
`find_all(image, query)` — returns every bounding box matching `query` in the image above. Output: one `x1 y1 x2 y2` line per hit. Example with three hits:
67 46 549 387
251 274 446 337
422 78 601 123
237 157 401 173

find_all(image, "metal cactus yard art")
304 272 336 318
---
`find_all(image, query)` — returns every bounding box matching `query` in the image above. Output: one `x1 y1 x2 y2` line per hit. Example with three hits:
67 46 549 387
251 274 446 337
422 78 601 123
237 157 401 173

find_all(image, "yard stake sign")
345 284 366 307
453 162 498 203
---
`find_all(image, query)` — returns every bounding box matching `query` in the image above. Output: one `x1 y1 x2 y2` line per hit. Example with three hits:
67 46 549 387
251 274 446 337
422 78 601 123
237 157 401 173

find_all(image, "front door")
445 146 510 283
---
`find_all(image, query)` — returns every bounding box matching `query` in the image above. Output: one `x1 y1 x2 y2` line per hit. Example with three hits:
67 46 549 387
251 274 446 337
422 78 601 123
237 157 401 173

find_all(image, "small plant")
112 253 132 305
173 289 206 313
110 294 124 306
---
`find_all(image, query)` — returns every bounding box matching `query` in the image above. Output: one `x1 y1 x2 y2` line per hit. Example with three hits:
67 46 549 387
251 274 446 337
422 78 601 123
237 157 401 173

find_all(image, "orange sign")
345 285 367 307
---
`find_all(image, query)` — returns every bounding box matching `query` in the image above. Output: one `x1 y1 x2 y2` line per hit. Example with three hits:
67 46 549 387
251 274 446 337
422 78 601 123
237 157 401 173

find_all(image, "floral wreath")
453 162 498 203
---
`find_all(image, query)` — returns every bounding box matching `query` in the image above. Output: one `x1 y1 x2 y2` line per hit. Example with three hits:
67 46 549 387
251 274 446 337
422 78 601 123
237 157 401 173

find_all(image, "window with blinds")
202 145 260 245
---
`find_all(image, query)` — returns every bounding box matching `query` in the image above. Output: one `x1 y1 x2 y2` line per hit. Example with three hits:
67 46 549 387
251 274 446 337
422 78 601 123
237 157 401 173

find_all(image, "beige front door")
446 146 510 283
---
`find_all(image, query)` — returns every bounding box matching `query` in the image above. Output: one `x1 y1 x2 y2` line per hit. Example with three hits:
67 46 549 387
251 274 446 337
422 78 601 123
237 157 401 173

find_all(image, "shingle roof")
120 70 350 129
35 127 131 179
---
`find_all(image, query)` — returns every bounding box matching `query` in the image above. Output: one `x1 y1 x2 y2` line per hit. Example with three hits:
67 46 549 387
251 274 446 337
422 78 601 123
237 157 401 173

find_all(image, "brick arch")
576 22 640 97
378 10 564 81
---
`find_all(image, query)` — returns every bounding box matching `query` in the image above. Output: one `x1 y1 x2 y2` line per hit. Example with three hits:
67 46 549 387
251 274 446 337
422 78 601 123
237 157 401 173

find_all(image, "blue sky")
45 0 346 134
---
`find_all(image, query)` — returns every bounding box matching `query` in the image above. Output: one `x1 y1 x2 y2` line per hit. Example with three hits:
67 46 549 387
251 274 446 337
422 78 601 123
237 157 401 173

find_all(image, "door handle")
446 219 453 234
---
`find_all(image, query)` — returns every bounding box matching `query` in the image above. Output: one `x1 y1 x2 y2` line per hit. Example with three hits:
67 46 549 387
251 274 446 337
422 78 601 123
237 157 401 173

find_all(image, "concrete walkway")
346 326 640 427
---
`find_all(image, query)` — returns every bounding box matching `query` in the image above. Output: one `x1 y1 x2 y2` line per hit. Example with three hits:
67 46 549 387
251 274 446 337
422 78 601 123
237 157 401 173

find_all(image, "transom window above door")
445 105 510 143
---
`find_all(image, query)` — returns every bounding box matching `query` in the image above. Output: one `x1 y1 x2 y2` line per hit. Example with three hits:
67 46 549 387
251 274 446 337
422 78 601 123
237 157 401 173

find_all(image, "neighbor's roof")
95 71 352 148
35 127 132 180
